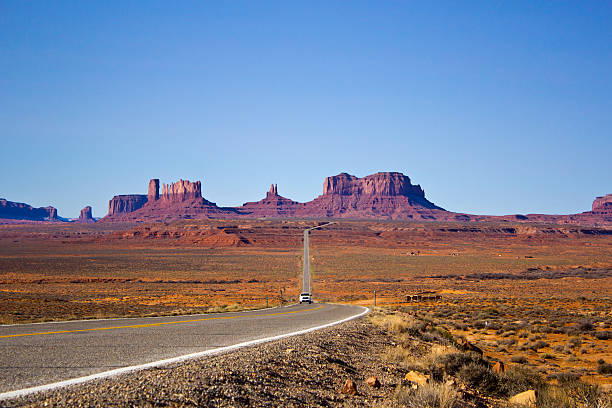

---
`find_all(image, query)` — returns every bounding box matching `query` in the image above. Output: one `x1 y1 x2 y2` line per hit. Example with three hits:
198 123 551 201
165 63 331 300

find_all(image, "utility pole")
302 222 335 296
374 290 377 307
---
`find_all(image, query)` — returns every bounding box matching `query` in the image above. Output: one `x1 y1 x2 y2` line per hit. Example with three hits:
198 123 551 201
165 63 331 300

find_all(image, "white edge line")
0 305 369 401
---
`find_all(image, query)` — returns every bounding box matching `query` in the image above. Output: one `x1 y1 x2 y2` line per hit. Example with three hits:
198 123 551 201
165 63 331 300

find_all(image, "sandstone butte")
0 198 58 222
76 206 95 223
1 173 610 225
592 194 612 213
97 172 612 226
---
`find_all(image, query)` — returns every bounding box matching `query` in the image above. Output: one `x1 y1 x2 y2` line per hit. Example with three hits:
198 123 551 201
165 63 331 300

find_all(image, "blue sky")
1 1 610 218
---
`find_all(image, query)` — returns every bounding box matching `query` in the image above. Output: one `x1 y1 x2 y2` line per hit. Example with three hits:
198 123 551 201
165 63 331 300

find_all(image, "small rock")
340 379 357 395
493 361 505 373
458 338 483 355
509 390 536 407
404 371 429 386
365 376 381 388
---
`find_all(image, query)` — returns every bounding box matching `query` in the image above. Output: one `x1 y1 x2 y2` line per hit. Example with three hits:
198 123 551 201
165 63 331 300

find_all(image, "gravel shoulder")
5 318 404 407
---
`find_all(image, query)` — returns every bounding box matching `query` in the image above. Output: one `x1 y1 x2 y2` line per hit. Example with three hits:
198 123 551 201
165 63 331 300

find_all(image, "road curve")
0 303 367 399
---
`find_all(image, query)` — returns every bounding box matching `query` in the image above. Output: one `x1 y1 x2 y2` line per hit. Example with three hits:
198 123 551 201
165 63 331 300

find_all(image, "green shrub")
433 326 454 342
510 355 528 364
597 362 612 375
437 352 489 376
577 320 594 331
497 366 542 397
457 362 500 396
594 330 611 340
474 320 487 329
530 340 550 351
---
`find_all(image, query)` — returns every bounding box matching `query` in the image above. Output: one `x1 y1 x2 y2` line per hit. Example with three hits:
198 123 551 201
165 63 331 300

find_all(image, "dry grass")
396 383 458 408
375 307 612 407
370 311 419 334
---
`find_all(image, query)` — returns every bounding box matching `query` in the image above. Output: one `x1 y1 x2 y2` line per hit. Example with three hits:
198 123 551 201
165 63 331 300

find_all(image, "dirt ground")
1 219 611 387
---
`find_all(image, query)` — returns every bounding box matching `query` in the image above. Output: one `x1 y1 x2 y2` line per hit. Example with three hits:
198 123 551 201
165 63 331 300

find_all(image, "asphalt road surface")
0 303 366 398
303 229 310 293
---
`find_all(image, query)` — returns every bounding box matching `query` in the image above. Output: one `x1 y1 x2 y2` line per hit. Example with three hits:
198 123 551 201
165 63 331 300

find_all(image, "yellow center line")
0 305 324 339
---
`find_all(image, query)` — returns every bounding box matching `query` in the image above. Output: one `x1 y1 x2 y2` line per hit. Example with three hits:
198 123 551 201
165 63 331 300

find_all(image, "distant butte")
1 173 611 226
238 184 305 218
592 194 612 213
77 206 95 223
96 172 612 226
0 198 58 222
301 172 444 219
102 179 238 222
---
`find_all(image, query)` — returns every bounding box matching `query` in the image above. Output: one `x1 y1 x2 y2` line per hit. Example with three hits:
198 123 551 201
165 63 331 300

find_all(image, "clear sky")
1 1 610 218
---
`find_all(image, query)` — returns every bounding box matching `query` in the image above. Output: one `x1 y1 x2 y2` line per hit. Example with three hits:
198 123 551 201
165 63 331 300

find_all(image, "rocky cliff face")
592 194 612 213
77 206 95 223
266 184 278 199
161 180 202 202
322 172 426 198
148 179 160 202
103 178 237 222
107 179 162 216
239 184 304 217
0 198 58 221
98 174 611 225
104 173 446 221
300 172 443 219
108 195 148 216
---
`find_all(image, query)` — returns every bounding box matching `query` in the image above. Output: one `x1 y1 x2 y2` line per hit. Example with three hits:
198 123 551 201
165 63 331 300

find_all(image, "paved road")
0 303 366 397
303 229 310 293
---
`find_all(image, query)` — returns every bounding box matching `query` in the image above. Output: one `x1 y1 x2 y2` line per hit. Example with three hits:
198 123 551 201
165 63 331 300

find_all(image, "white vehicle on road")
299 293 312 304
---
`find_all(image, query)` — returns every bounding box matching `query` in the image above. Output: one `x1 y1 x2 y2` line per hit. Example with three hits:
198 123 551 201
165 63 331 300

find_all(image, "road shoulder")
6 318 397 407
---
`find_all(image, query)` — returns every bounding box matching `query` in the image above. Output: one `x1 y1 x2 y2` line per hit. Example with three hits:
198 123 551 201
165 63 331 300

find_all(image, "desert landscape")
1 172 611 407
3 2 612 406
1 217 610 392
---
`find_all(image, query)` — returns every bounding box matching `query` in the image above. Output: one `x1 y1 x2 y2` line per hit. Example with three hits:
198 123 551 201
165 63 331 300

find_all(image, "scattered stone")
457 338 483 355
340 379 357 395
509 389 536 407
404 370 429 386
492 361 505 373
365 376 380 388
